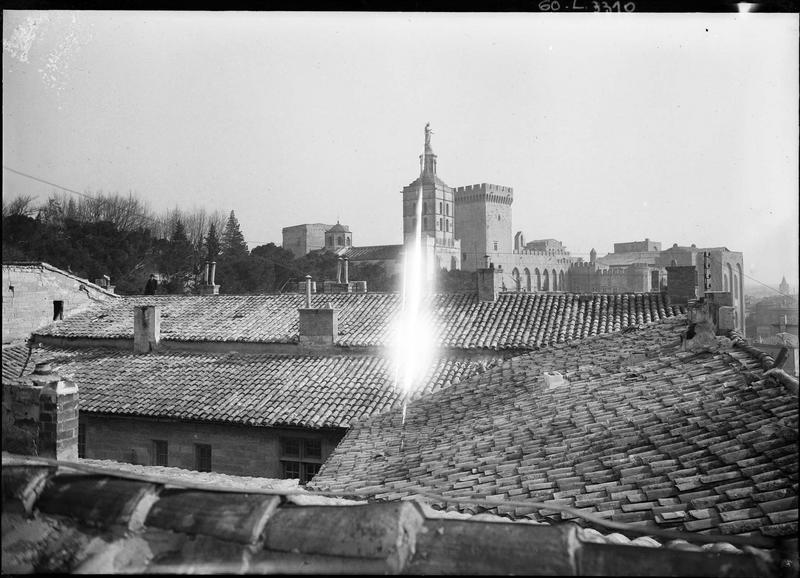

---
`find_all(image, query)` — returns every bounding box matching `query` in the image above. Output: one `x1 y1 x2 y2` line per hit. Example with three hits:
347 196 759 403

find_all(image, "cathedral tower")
400 124 461 271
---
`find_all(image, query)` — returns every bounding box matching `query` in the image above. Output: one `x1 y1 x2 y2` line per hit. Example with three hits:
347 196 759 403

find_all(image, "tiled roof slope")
33 292 684 350
2 344 502 428
312 318 799 539
2 456 779 575
336 244 404 261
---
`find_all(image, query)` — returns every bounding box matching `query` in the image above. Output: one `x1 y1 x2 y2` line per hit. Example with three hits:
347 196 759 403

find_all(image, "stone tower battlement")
454 183 514 205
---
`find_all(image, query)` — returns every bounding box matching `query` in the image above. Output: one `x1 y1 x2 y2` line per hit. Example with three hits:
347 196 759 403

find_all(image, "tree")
221 210 249 260
205 222 221 261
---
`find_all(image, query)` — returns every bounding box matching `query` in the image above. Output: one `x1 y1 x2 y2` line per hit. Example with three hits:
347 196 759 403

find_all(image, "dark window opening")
152 440 168 466
195 444 212 472
53 300 64 321
280 437 323 484
78 423 86 458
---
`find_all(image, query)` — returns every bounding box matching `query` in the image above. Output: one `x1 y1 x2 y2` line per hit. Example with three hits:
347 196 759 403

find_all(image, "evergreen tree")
205 222 221 261
221 210 249 259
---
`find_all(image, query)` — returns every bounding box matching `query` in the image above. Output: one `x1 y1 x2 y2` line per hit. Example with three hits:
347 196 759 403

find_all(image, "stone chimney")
343 257 350 285
94 275 115 294
2 362 79 461
199 261 220 295
134 305 161 353
666 265 698 305
477 258 503 301
298 306 338 346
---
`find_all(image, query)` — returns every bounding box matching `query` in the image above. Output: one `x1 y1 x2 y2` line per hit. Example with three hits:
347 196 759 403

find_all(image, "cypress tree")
221 210 249 259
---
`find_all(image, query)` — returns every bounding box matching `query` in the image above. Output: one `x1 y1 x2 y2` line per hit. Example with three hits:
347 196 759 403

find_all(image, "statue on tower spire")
425 122 433 148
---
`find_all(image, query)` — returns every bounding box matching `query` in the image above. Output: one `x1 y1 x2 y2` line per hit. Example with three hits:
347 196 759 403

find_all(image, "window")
446 220 450 232
463 253 467 262
152 440 168 466
53 300 64 321
438 218 442 230
195 444 212 472
493 241 498 251
497 215 501 221
438 201 442 214
78 423 86 458
446 204 450 216
280 437 323 484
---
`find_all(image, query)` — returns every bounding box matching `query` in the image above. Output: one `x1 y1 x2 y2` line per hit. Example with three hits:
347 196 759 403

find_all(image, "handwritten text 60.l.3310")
538 0 636 10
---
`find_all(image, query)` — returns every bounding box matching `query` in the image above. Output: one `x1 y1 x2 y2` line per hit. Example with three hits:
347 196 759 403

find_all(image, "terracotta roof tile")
312 319 798 538
32 292 683 350
2 344 501 429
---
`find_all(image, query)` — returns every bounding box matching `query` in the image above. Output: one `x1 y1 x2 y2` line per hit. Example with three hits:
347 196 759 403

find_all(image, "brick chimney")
477 258 503 301
298 283 338 346
199 261 220 295
2 362 79 460
134 305 161 353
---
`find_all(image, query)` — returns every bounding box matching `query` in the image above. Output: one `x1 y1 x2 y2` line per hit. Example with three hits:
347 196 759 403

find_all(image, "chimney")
2 362 79 461
305 275 312 308
298 305 338 346
134 305 161 353
343 257 350 285
477 261 503 301
666 265 698 305
199 261 220 295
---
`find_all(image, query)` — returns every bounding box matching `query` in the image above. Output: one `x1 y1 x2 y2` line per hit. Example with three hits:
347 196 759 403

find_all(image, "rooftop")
312 318 798 540
2 344 502 429
2 454 785 575
31 292 684 351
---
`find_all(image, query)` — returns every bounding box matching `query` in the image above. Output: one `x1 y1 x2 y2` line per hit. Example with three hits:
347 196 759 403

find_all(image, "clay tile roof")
32 292 685 350
311 319 799 540
2 455 780 575
1 344 503 428
341 244 404 261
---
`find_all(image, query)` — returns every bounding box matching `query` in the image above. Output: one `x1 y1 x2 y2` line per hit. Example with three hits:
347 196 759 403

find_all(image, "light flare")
392 182 435 429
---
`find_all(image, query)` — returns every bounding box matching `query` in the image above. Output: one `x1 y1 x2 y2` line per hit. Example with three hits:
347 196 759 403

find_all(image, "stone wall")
281 224 332 258
2 362 78 460
82 414 345 478
2 263 117 344
454 183 513 272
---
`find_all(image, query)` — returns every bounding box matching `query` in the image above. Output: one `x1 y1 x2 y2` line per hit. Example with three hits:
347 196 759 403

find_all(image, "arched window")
524 268 531 291
552 269 558 291
512 268 521 292
535 268 541 291
345 237 351 246
559 270 565 291
543 269 549 291
670 259 677 267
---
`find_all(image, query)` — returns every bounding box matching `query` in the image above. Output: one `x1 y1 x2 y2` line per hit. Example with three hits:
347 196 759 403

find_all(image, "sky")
3 11 798 291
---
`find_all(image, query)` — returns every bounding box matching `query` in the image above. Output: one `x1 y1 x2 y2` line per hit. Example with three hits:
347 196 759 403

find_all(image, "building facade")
2 262 118 344
281 223 336 258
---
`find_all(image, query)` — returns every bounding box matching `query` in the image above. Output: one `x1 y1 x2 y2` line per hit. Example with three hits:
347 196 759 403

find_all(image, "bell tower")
400 124 461 271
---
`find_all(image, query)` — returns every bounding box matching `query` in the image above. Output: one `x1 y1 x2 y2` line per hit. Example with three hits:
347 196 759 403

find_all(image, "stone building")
2 262 118 344
281 223 337 258
400 123 461 272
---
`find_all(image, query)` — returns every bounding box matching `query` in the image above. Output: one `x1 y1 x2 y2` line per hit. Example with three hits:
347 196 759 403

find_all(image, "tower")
400 124 461 271
453 183 513 271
